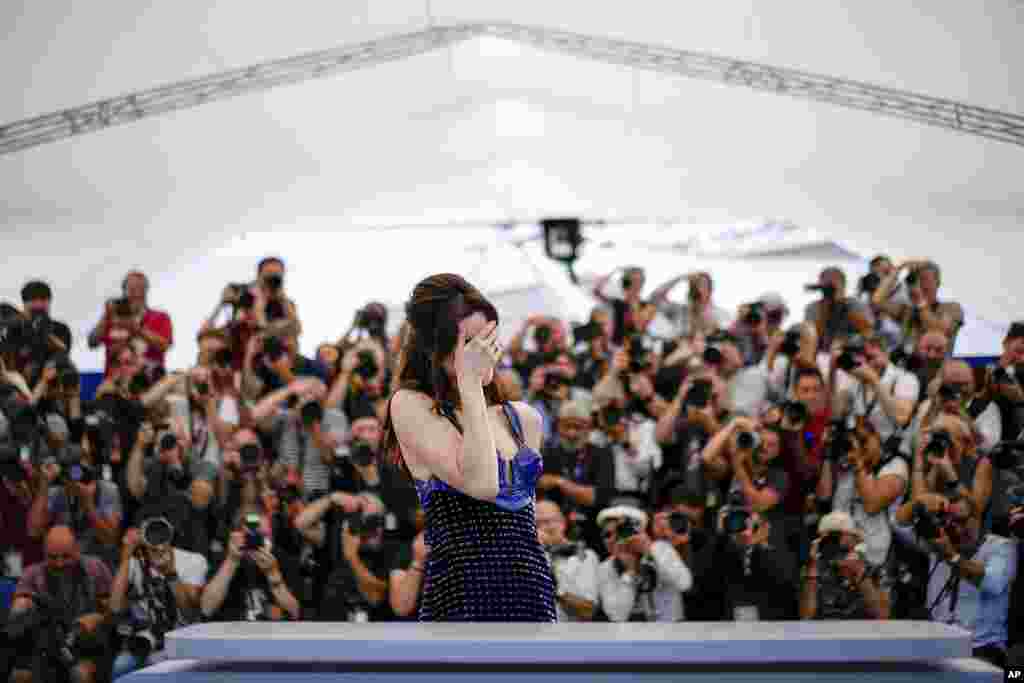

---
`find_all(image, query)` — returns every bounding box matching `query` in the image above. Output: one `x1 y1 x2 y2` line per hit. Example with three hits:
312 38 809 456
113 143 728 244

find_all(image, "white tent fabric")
2 2 1022 371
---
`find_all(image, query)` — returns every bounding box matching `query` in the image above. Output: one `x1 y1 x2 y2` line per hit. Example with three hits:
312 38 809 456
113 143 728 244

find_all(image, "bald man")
536 500 599 622
919 360 1003 452
9 526 112 683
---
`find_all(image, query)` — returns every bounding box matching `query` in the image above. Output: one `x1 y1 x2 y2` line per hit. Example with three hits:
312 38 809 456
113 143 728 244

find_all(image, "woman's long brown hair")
381 274 508 477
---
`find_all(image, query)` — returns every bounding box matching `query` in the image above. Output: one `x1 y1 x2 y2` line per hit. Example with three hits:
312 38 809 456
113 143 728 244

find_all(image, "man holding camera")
7 526 112 683
526 351 590 447
88 271 173 377
536 500 600 621
803 267 874 353
199 505 303 622
327 399 419 542
800 511 890 620
873 260 964 356
241 321 327 401
295 491 399 622
29 451 122 569
840 335 919 442
649 271 732 339
982 322 1024 443
18 280 72 361
538 401 616 555
730 292 790 367
596 505 692 622
893 484 1017 667
108 513 207 677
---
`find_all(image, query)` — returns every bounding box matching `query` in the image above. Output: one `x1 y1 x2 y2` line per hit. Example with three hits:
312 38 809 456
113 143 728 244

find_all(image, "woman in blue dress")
382 273 557 622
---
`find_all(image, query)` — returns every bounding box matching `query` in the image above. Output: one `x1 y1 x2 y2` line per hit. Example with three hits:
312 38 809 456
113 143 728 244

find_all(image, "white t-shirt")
850 364 920 441
764 352 857 402
592 418 662 494
832 456 909 567
550 548 600 622
128 547 208 628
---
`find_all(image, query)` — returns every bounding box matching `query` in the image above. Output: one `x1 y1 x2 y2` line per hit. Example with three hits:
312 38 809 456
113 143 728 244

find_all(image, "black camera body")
779 329 802 356
781 399 808 426
668 511 690 535
736 430 760 451
239 444 263 472
615 517 642 541
836 343 865 373
349 440 375 467
683 379 712 409
806 283 838 300
990 441 1024 470
924 429 953 458
817 532 847 566
244 513 265 550
533 324 552 348
825 422 855 468
263 336 286 362
743 302 764 325
859 272 881 294
349 511 386 537
117 601 160 660
912 501 948 540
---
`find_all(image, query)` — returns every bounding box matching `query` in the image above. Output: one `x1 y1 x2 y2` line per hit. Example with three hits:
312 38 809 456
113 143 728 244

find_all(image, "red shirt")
779 407 831 517
99 308 173 375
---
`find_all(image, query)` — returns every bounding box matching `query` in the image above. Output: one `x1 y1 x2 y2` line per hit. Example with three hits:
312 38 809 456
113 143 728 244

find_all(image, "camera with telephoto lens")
836 342 865 373
743 302 764 325
937 383 963 404
356 307 386 338
723 506 752 535
779 328 802 356
668 512 690 535
628 338 652 372
825 421 855 469
990 441 1024 470
300 400 324 427
213 347 234 369
354 350 378 380
781 399 808 426
5 592 82 672
598 403 624 431
534 324 552 348
117 601 160 660
911 501 948 540
140 516 175 547
239 443 262 472
263 335 286 362
615 516 642 541
263 273 283 293
817 532 847 567
905 269 919 287
684 379 712 408
859 272 881 294
702 345 723 366
158 431 178 452
924 429 953 458
736 430 760 451
349 510 386 537
57 449 97 485
348 439 375 467
543 370 569 393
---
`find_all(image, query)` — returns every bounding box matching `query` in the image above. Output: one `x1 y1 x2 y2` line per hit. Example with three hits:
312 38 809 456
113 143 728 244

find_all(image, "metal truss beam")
1 21 1021 156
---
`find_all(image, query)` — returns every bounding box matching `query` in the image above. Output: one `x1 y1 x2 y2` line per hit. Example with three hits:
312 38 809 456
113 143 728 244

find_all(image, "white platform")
166 621 971 664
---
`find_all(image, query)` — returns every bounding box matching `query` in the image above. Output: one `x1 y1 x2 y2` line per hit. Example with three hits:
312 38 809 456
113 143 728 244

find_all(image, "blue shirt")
893 523 1017 649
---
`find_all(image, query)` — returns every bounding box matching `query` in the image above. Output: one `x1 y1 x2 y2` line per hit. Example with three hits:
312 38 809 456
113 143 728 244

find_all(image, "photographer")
649 271 731 339
508 314 568 380
596 505 692 622
537 401 615 554
823 419 908 567
592 335 665 418
893 487 1017 667
912 415 993 526
251 377 343 501
592 267 655 347
88 271 173 377
982 322 1024 444
124 418 195 532
702 417 790 547
915 360 1001 452
241 325 327 401
29 448 122 569
295 492 399 622
803 267 874 353
589 396 661 503
572 308 613 391
388 530 428 620
327 399 418 542
199 505 302 622
0 450 43 578
325 339 388 416
537 500 600 621
16 281 72 379
250 257 302 333
800 512 890 620
527 352 590 446
857 256 907 348
7 526 112 683
840 335 919 442
729 292 789 366
108 514 207 677
707 506 799 621
872 260 964 356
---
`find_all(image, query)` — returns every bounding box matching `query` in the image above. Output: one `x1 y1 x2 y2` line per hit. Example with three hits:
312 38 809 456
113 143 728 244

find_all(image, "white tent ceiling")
1 1 1022 370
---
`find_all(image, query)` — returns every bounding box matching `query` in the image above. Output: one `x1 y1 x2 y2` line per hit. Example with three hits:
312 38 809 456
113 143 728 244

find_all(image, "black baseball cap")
20 280 52 302
1006 322 1024 341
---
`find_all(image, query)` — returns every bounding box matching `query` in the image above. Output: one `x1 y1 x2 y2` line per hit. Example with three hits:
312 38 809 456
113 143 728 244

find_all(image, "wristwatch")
165 572 180 584
947 553 961 568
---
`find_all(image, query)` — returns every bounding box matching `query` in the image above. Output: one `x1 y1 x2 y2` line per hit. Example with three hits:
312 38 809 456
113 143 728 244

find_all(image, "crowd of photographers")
0 254 1022 680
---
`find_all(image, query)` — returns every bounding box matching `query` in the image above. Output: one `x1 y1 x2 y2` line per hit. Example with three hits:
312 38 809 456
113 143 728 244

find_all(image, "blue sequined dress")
413 402 557 622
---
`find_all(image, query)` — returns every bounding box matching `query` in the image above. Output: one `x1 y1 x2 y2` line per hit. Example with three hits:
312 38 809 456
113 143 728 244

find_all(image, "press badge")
734 605 760 622
102 465 113 482
350 609 369 623
385 513 397 531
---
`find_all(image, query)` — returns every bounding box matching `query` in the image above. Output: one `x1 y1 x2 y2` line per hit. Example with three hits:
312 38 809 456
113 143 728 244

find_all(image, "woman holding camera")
383 273 556 622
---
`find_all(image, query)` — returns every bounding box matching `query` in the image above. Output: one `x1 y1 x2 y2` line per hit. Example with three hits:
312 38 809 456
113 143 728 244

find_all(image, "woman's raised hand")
455 320 501 384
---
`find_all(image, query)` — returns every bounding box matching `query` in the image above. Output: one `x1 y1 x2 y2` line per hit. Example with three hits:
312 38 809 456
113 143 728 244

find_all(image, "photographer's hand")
537 474 563 492
329 491 361 514
152 545 177 577
342 522 362 561
250 548 279 577
121 528 141 563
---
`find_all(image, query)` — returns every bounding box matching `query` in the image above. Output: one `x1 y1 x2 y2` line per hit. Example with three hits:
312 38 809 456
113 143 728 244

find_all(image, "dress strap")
500 402 526 449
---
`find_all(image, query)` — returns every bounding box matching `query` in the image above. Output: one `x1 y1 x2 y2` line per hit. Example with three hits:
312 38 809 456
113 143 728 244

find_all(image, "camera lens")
142 518 174 546
159 433 177 451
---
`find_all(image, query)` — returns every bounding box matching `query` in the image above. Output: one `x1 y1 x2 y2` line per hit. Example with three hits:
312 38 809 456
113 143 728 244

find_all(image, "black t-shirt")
209 551 303 622
319 539 403 622
329 462 419 543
